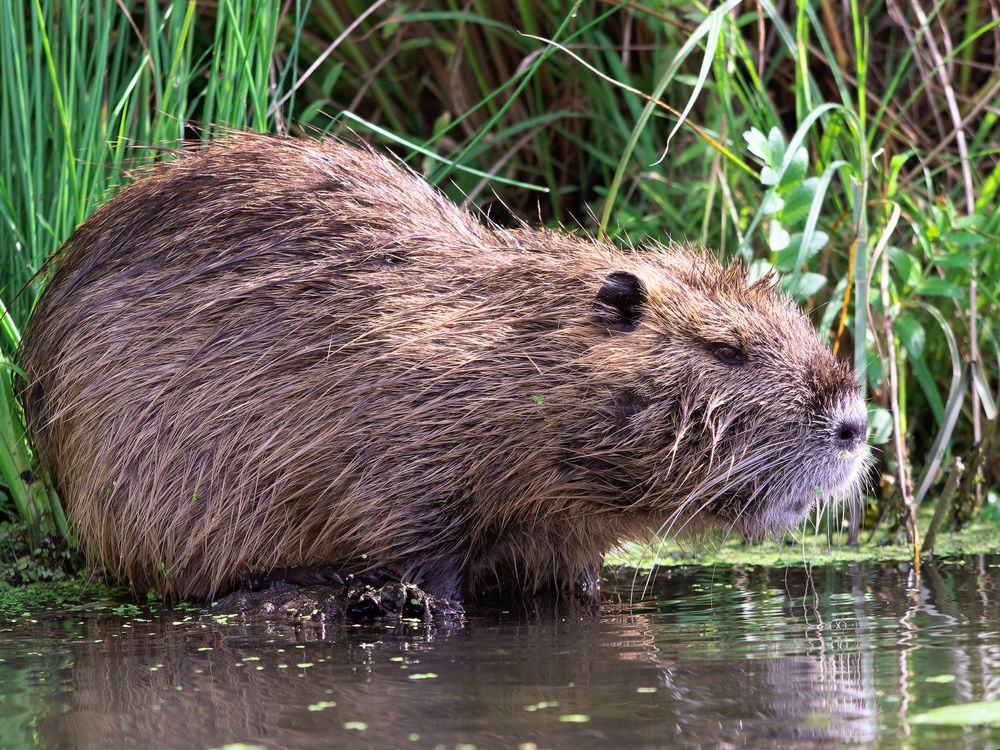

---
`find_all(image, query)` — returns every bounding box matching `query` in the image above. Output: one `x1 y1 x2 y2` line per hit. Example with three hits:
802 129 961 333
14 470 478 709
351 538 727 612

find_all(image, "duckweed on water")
608 512 1000 569
0 579 121 615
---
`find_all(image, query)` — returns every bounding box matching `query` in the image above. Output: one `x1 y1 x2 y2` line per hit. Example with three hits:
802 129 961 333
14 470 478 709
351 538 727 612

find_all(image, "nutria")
16 135 870 604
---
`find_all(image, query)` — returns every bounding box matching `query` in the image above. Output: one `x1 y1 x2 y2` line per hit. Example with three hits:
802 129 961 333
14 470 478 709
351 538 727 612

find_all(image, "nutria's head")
591 250 870 539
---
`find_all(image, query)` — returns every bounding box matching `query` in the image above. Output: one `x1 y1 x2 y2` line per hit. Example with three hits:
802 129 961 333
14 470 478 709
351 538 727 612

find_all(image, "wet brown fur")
17 135 864 601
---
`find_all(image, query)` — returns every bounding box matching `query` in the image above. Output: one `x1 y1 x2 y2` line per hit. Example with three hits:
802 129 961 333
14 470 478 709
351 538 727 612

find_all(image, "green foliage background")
0 1 997 562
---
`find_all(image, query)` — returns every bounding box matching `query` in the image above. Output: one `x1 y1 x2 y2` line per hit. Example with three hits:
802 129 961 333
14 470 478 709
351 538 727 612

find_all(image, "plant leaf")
913 305 966 506
760 165 780 186
972 360 998 421
747 258 776 285
887 246 922 287
766 126 785 167
916 277 963 297
929 252 972 270
768 220 790 252
895 313 945 423
780 146 808 186
780 271 826 300
867 406 892 445
743 127 769 162
776 230 829 269
779 177 819 224
761 192 784 215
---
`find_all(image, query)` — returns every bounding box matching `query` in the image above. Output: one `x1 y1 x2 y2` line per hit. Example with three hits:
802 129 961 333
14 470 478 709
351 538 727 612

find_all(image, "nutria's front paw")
210 581 323 617
574 569 602 602
343 582 464 622
209 579 464 625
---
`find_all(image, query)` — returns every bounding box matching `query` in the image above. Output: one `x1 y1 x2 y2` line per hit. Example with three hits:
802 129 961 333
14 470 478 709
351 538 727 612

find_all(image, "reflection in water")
1 557 998 749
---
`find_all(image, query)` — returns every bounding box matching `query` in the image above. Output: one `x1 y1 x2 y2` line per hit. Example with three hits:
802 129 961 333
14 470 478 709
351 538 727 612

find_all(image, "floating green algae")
0 578 123 616
606 510 1000 570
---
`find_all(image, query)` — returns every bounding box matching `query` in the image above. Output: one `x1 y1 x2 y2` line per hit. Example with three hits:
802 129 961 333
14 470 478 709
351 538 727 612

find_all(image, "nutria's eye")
710 342 745 366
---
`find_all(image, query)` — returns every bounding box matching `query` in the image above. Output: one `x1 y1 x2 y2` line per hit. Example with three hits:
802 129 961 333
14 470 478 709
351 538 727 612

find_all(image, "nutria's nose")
833 417 867 449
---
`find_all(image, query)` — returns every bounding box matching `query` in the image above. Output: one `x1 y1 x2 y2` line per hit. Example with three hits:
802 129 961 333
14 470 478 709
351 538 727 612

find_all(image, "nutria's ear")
594 271 646 332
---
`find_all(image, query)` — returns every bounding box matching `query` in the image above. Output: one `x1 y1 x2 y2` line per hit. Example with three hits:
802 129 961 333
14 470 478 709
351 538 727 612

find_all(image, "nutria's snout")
820 390 871 487
833 415 867 450
828 391 869 453
754 371 872 536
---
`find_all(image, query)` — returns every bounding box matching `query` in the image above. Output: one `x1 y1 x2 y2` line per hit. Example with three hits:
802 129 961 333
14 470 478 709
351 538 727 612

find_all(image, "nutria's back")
18 135 870 601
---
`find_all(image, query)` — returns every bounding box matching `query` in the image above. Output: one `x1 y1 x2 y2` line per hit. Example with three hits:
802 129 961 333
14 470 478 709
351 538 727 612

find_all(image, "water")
1 557 999 749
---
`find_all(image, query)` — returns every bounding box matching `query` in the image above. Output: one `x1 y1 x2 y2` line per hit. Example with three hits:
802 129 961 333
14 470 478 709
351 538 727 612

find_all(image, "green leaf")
737 102 843 261
768 220 790 251
760 165 781 186
780 272 826 299
895 313 945 423
866 351 885 391
779 177 819 224
321 62 344 93
776 230 828 269
930 252 972 270
796 272 826 298
766 126 785 167
747 258 776 285
912 305 967 505
887 247 922 288
658 2 727 159
788 159 846 291
779 146 808 186
886 153 911 198
916 277 963 297
867 406 892 445
894 313 926 355
972 360 998 421
761 193 784 215
743 127 769 162
911 700 1000 727
944 230 985 246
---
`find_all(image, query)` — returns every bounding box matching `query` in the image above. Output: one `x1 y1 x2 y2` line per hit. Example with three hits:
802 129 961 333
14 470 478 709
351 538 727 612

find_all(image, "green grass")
0 2 997 562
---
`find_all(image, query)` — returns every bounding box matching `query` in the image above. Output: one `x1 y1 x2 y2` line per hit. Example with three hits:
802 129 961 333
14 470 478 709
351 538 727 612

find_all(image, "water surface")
2 557 999 749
